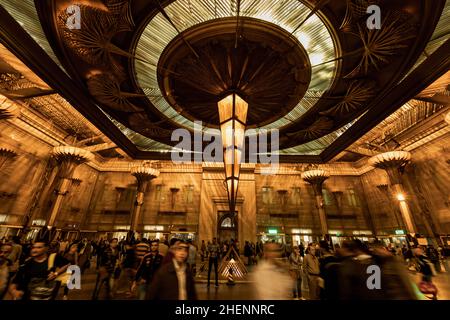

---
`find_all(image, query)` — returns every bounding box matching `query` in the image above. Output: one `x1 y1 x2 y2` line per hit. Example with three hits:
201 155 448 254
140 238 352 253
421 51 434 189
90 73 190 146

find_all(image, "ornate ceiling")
0 0 449 162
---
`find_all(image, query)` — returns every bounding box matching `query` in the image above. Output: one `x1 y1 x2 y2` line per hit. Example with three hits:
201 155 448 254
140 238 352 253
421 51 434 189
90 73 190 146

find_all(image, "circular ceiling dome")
134 0 338 134
157 17 312 128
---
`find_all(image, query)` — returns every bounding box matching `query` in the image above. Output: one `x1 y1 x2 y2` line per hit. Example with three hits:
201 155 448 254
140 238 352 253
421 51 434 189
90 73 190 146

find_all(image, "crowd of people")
252 240 447 300
0 233 448 300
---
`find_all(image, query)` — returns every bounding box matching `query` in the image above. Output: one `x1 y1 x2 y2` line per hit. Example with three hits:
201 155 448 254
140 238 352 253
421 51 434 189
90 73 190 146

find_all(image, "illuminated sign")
291 228 312 234
268 229 278 235
144 225 164 231
395 230 405 235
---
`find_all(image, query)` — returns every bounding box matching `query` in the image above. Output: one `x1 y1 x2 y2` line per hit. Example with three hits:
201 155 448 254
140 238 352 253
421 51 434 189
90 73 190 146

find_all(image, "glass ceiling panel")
0 0 67 73
402 0 450 80
135 0 337 134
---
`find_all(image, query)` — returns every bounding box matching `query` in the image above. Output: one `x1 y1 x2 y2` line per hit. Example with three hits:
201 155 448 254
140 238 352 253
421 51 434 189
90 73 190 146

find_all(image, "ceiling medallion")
157 17 311 129
134 0 337 133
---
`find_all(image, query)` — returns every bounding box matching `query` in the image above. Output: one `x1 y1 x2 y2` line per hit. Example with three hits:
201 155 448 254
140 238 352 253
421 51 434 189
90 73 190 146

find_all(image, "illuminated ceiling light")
397 193 406 201
218 93 248 214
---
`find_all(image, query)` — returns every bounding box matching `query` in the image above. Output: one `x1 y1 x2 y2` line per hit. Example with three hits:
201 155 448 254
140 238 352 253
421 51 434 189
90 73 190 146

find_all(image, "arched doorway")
217 212 237 243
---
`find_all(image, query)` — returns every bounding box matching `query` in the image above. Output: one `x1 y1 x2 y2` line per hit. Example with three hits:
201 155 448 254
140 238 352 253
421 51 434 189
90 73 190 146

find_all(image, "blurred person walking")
414 247 438 299
200 240 206 262
147 240 197 300
116 241 136 297
187 240 197 275
303 246 321 300
289 246 304 299
7 236 22 279
62 243 78 300
92 238 119 300
252 242 292 300
9 239 69 300
244 241 252 266
0 243 12 299
318 240 338 300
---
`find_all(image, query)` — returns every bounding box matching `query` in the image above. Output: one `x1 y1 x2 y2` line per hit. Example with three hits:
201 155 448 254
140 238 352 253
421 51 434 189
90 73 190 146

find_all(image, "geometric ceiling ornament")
134 0 337 132
86 72 144 112
156 17 312 129
320 81 377 116
286 116 334 141
56 3 135 79
345 12 416 78
4 0 445 161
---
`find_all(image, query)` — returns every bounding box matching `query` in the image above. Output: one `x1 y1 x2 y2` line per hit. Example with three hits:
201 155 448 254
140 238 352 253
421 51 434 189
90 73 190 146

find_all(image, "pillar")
130 165 159 234
302 169 329 238
47 146 93 229
369 151 417 234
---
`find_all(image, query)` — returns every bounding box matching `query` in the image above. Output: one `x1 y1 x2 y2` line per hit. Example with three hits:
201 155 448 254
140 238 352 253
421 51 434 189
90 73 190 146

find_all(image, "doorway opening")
217 212 237 243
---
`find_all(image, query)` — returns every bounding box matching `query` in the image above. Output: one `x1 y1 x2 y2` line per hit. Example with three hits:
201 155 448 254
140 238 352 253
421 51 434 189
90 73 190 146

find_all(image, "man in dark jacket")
92 238 119 300
133 239 163 300
147 240 197 300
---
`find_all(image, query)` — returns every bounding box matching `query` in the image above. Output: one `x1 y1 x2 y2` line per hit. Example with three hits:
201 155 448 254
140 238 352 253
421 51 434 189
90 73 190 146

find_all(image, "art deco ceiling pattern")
0 0 449 161
334 71 450 162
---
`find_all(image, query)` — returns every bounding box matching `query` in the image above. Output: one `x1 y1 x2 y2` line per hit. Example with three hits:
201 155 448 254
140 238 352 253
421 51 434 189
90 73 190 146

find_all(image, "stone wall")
1 120 449 242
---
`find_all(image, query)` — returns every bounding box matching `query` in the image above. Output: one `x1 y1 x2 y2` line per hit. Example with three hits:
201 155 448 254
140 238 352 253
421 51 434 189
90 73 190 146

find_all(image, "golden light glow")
397 193 406 201
218 94 248 213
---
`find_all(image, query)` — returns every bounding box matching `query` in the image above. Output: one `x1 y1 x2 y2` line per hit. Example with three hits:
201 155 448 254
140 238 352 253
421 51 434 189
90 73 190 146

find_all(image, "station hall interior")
0 0 449 301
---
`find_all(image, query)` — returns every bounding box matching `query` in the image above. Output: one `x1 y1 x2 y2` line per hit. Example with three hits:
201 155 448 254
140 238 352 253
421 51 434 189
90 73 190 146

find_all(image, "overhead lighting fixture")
218 93 248 214
397 193 406 201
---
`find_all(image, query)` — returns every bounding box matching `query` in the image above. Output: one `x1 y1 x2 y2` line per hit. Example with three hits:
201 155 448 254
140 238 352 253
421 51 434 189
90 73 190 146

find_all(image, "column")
301 168 329 238
47 146 93 229
376 184 404 230
369 151 417 234
130 165 159 235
